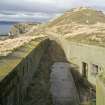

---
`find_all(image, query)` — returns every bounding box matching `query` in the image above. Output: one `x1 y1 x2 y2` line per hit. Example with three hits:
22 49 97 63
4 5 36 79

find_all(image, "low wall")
0 38 50 105
96 74 105 105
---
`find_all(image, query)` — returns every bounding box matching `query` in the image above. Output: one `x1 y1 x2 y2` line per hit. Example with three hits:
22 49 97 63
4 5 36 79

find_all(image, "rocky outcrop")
9 23 34 36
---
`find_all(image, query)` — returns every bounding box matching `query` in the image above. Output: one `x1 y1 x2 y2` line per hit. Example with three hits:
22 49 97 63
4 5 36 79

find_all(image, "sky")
0 0 105 22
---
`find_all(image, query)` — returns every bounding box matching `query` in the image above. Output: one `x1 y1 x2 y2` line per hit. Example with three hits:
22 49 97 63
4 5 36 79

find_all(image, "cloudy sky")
0 0 105 22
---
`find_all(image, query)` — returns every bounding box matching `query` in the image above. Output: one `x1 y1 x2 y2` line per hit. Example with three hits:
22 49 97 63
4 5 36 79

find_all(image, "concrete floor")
50 62 80 105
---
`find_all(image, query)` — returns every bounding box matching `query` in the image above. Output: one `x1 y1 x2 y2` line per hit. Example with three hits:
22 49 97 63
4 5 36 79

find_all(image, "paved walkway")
50 62 80 105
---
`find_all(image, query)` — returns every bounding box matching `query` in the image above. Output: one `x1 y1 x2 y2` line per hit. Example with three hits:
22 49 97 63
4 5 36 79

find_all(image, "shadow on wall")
49 40 96 105
24 39 85 105
70 63 96 104
48 40 68 63
48 40 81 105
0 39 96 105
49 40 95 88
22 39 68 105
70 62 96 88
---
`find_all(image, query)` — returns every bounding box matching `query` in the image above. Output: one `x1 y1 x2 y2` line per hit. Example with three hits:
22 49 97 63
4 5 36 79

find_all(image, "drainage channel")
50 62 80 105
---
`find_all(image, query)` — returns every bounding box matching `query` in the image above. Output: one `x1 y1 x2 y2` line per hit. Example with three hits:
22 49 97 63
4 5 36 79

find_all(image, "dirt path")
50 62 80 105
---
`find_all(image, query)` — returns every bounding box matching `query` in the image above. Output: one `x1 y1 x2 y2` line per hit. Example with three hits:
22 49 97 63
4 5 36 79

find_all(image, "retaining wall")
0 38 50 105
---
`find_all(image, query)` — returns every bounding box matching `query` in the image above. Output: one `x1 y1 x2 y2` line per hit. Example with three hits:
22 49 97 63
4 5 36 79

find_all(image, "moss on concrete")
24 42 53 105
23 40 69 105
0 38 47 81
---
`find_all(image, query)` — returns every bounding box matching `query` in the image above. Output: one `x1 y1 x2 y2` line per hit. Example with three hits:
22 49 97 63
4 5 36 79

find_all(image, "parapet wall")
0 38 50 105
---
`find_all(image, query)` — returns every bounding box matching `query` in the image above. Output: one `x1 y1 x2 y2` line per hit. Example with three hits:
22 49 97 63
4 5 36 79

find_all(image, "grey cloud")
0 0 68 13
0 11 61 22
0 0 105 22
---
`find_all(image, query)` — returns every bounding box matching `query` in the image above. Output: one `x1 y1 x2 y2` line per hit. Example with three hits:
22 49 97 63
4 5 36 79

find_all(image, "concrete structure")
0 35 105 105
54 37 105 105
0 38 50 105
57 38 105 86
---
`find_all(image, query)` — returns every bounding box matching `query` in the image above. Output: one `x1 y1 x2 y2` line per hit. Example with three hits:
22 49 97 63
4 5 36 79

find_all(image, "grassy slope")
67 33 105 47
47 7 105 47
48 8 105 27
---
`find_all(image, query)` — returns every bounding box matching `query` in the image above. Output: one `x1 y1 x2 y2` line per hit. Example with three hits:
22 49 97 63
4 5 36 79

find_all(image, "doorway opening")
82 62 88 78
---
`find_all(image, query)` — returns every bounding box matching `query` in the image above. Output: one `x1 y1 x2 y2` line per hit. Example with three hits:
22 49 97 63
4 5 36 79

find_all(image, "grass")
48 7 105 27
66 33 105 47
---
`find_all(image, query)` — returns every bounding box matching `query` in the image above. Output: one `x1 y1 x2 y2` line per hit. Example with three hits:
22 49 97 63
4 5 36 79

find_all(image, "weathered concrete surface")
0 33 98 105
50 62 80 105
0 38 50 105
47 31 105 86
60 39 105 86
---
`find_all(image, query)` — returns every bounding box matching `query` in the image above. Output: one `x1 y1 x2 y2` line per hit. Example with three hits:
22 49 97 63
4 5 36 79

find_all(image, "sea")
0 23 13 36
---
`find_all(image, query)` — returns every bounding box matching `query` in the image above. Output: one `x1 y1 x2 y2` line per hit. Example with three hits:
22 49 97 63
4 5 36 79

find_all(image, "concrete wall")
1 35 105 105
0 38 50 105
57 38 105 86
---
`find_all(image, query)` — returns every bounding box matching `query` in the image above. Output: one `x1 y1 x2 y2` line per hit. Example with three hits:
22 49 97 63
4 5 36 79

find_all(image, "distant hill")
48 7 105 27
0 21 41 25
46 7 105 47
